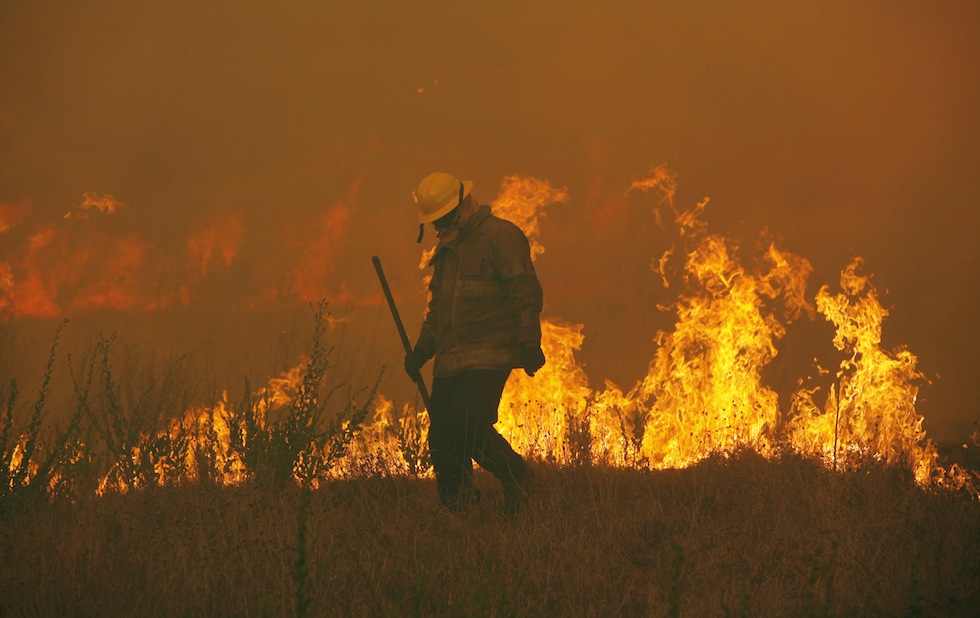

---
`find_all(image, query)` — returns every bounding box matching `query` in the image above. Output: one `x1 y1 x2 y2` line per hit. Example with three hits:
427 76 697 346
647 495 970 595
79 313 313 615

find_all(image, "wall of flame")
1 1 978 446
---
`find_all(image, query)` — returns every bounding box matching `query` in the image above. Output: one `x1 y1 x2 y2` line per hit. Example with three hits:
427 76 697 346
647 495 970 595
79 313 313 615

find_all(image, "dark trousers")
428 369 527 503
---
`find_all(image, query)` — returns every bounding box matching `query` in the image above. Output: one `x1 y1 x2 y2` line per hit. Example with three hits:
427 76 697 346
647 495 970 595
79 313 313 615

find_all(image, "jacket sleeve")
494 223 543 346
414 272 438 361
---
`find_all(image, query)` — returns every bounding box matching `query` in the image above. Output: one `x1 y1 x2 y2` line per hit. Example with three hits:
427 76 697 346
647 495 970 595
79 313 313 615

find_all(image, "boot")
502 465 534 515
438 484 482 513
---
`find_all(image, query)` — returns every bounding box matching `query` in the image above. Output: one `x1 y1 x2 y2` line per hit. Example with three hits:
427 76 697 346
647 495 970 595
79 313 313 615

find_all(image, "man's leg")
427 374 479 509
455 370 531 510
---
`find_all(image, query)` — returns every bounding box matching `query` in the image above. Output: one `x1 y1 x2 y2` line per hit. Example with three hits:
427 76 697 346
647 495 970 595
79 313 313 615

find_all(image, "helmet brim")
418 179 473 224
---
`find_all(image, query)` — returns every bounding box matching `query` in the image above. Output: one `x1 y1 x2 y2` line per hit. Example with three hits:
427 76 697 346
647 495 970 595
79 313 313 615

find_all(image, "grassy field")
2 451 978 617
2 314 979 616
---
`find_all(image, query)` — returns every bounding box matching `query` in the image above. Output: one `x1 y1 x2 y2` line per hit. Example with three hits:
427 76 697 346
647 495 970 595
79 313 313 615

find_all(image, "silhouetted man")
405 172 545 513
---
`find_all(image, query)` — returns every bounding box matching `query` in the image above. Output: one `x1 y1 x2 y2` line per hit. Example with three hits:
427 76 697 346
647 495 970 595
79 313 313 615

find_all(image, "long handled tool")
372 255 431 409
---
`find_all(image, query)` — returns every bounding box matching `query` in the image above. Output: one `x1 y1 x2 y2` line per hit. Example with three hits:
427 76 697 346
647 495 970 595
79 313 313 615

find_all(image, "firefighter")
404 171 545 513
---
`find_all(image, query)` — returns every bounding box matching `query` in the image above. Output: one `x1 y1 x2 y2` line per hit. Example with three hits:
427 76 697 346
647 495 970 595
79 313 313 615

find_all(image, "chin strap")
416 223 425 243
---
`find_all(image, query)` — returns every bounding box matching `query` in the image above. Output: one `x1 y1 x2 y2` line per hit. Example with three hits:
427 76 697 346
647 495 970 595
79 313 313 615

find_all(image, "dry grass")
3 316 978 616
2 451 978 617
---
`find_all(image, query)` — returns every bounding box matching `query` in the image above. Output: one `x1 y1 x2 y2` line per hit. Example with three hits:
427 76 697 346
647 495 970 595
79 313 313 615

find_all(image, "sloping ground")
2 452 978 616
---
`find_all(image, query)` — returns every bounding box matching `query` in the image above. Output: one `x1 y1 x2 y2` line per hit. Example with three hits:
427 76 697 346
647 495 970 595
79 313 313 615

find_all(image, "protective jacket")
415 203 543 377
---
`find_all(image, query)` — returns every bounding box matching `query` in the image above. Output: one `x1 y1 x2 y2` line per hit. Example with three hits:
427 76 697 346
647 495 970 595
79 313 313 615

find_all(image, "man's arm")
412 270 439 364
494 223 545 374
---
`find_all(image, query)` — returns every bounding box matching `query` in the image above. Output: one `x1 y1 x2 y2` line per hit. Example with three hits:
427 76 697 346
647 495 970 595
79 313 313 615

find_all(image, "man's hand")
521 345 546 377
404 347 430 381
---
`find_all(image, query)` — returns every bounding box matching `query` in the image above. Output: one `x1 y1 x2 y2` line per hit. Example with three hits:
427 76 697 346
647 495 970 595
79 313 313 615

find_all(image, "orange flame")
7 170 974 498
64 192 127 220
1 181 381 318
186 212 244 278
787 258 946 484
0 199 31 234
291 203 351 303
491 175 569 261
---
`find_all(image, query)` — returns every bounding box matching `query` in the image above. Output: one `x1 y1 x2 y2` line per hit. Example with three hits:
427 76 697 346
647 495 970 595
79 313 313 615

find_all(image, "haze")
1 1 977 441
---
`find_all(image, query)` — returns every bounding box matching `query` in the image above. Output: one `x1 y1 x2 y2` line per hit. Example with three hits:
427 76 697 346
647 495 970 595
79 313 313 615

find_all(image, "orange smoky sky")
1 1 978 441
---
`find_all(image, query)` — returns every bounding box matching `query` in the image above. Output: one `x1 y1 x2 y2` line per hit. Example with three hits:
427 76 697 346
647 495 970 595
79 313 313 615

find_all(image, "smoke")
1 1 978 440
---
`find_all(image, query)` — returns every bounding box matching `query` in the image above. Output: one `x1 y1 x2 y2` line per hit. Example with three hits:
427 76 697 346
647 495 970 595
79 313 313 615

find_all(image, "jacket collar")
429 202 491 264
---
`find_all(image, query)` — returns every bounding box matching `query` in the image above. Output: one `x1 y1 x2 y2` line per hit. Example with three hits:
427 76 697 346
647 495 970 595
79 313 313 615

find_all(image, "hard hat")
415 172 473 224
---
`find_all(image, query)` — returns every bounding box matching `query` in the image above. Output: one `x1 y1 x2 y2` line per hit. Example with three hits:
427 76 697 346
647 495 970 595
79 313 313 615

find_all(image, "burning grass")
3 309 977 616
2 453 979 616
4 167 977 498
3 166 980 614
2 296 978 617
